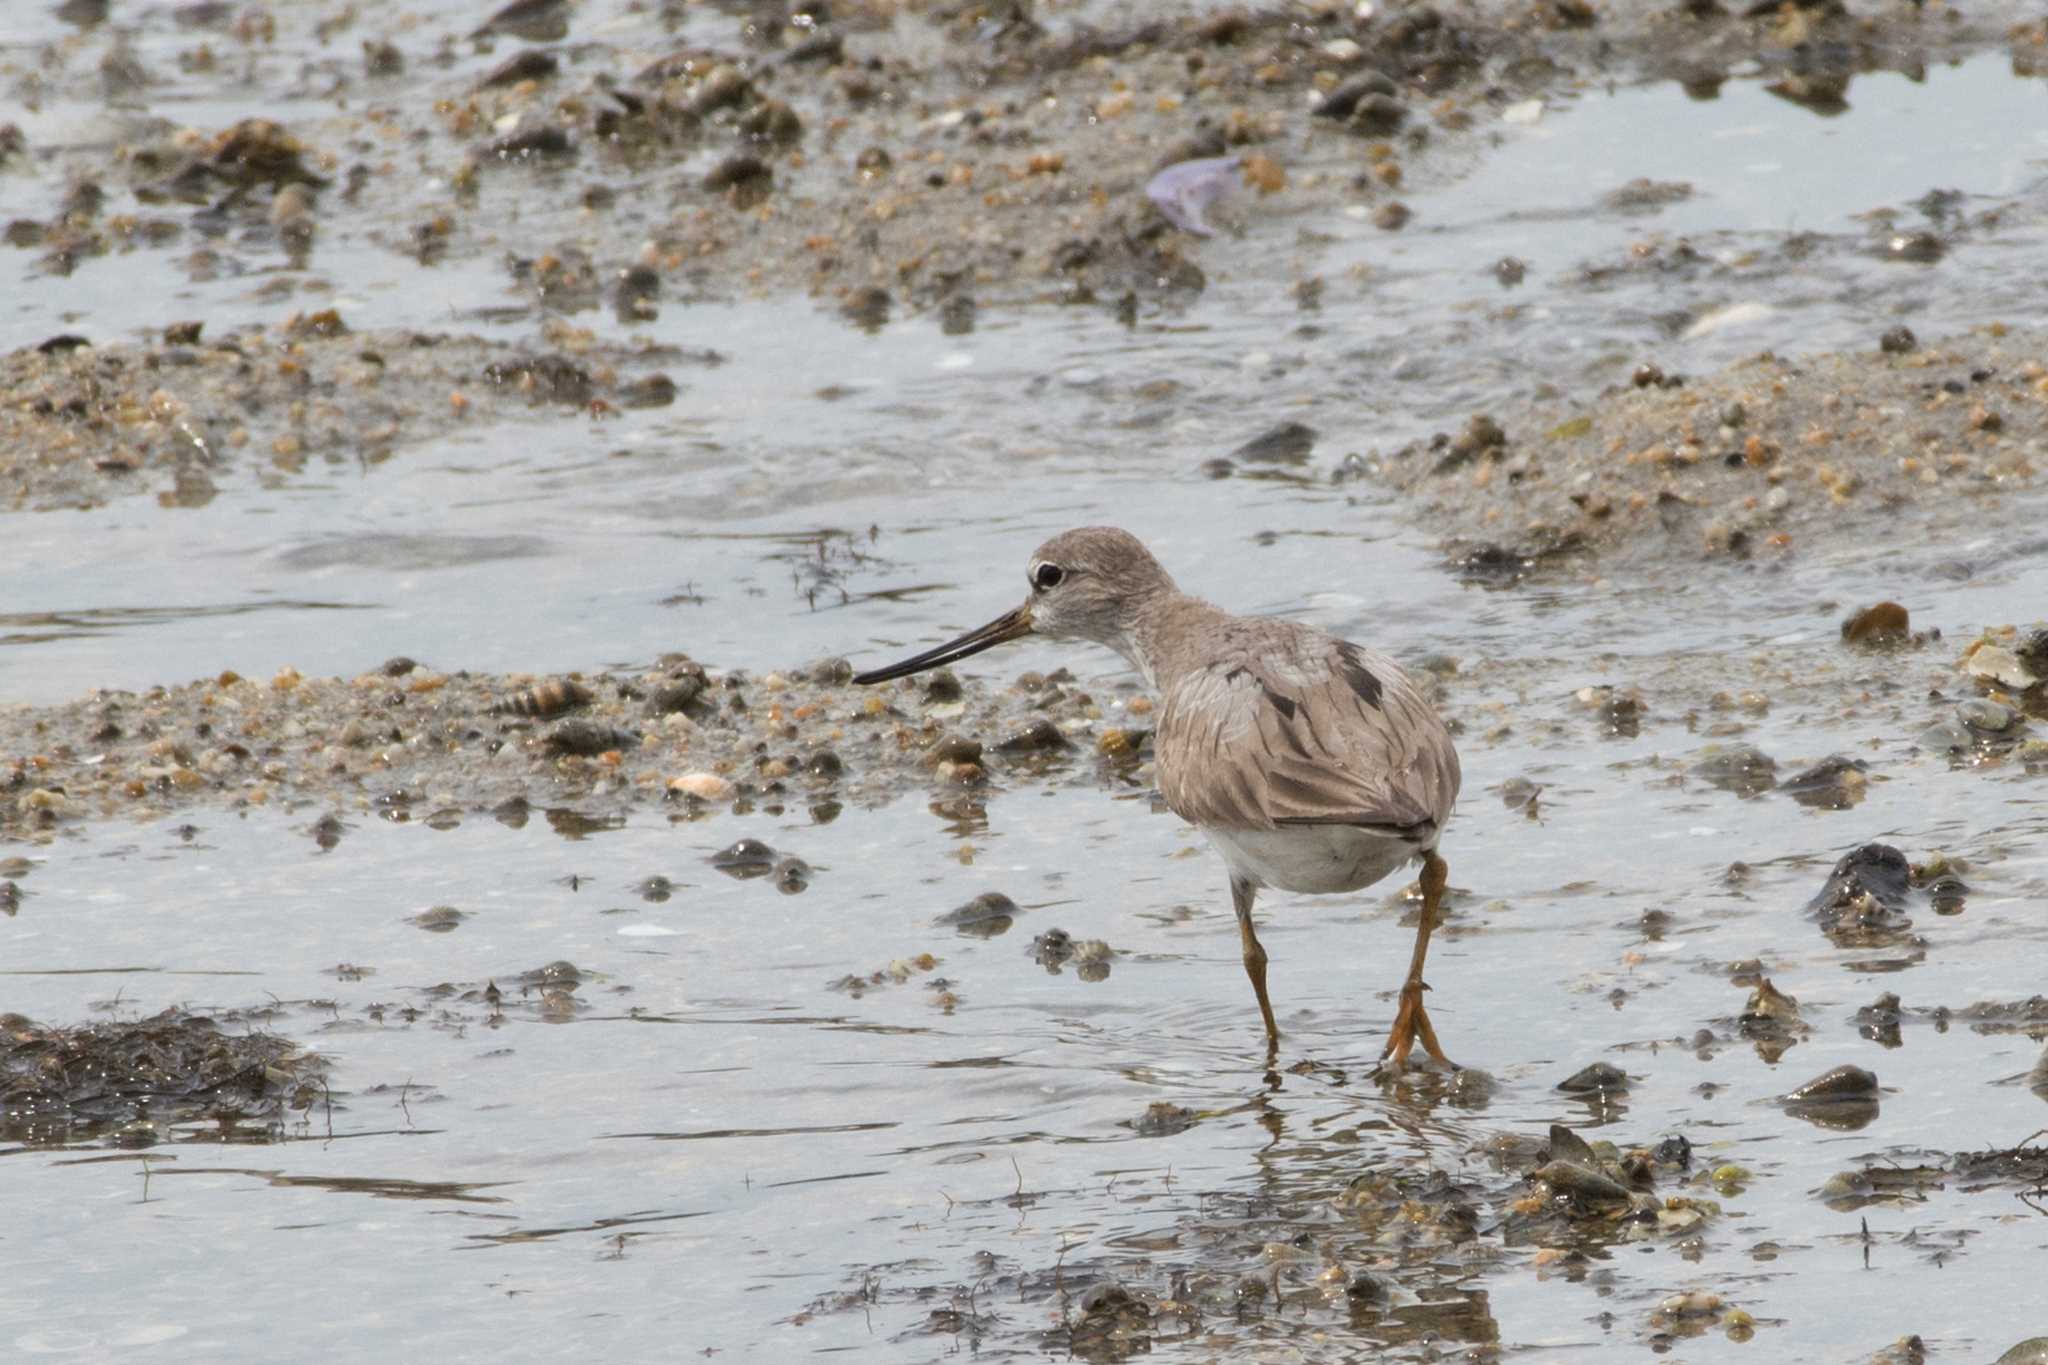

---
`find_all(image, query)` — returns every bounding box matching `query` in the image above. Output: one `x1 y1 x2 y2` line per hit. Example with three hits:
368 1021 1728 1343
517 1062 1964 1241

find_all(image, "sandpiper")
851 527 1462 1070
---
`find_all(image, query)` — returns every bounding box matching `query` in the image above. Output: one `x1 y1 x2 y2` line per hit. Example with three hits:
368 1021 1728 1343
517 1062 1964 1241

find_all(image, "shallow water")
3 714 2043 1358
5 6 2048 1362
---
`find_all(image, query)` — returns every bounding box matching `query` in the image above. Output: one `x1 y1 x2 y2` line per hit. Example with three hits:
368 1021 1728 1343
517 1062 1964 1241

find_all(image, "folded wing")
1155 629 1460 837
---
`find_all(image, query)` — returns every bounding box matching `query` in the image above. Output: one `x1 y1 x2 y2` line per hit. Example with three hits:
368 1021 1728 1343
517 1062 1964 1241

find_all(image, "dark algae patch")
1 1008 325 1147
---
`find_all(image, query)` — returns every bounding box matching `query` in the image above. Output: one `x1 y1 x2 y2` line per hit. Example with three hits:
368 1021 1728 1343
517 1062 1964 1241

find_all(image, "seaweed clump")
1 1008 325 1147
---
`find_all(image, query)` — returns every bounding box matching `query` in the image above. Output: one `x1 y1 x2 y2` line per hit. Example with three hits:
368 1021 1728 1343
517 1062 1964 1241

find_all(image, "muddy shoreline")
7 0 2048 528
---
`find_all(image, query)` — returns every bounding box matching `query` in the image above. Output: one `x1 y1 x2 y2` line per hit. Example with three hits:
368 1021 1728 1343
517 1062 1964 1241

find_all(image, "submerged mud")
0 1008 325 1147
0 325 695 511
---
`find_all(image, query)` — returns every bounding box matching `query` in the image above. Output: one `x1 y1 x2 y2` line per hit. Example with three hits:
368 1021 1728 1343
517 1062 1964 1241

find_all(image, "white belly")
1205 825 1419 896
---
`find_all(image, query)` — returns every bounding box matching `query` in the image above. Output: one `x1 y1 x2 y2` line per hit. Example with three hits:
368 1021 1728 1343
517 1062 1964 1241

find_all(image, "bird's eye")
1031 562 1065 592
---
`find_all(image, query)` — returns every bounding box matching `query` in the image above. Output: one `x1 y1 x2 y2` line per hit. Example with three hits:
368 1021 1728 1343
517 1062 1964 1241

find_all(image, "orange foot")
1375 978 1458 1076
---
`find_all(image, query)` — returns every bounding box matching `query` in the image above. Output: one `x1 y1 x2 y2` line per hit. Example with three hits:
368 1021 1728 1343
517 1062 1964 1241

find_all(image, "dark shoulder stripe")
1334 644 1383 708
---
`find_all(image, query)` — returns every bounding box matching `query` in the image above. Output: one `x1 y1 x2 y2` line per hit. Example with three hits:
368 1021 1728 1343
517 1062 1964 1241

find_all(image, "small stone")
2016 629 2048 676
924 734 983 767
773 856 811 894
1783 1063 1878 1102
1230 421 1317 464
1841 601 1909 645
711 838 778 872
703 154 772 203
1346 93 1407 136
1691 743 1777 796
619 374 677 408
936 891 1019 937
1313 71 1397 121
996 719 1070 753
1957 698 2018 734
1886 231 1944 263
409 905 467 932
1878 325 1917 354
1557 1061 1628 1092
1131 1101 1197 1136
1372 201 1411 231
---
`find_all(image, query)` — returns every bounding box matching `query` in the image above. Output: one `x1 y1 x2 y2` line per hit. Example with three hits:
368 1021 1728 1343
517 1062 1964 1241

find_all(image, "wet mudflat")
5 0 2048 1359
3 670 2045 1359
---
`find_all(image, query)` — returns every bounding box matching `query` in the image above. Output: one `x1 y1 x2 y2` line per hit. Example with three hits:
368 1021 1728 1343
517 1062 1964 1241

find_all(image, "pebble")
1886 231 1944 263
1957 698 2018 734
773 856 811 894
1346 93 1407 136
924 734 984 766
1918 719 1973 755
1691 743 1777 795
409 905 467 932
1841 600 1910 645
1782 1063 1877 1102
711 837 777 871
1313 72 1396 121
996 718 1069 753
1557 1061 1628 1092
667 772 733 801
936 891 1020 936
1230 421 1317 464
1780 755 1868 810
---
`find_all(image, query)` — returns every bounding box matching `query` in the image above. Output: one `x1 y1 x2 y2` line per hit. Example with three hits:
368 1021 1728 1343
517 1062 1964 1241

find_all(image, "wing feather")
1155 627 1460 836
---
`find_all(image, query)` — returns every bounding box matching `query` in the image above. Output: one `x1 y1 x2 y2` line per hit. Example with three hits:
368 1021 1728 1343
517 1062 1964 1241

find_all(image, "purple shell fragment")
1145 155 1241 237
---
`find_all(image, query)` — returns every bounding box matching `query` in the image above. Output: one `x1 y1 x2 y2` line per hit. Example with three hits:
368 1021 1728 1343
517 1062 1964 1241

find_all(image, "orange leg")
1231 876 1280 1044
1379 851 1456 1073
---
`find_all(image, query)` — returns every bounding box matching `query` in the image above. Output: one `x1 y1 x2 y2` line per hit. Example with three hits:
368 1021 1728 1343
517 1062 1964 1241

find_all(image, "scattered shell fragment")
1963 642 2037 689
1145 155 1240 237
667 772 733 801
497 678 593 718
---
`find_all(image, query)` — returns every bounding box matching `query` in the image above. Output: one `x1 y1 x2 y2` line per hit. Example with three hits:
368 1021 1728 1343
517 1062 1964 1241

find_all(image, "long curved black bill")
851 605 1034 684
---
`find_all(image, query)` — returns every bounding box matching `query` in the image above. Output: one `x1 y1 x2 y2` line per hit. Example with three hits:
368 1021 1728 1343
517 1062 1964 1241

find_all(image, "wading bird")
852 527 1461 1070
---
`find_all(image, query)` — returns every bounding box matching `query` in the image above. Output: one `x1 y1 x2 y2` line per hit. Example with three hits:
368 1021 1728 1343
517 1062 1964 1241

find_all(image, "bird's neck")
1115 591 1227 691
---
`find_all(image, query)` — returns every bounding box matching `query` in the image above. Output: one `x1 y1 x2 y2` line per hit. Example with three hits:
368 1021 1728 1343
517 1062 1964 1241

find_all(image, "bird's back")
1150 609 1460 841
